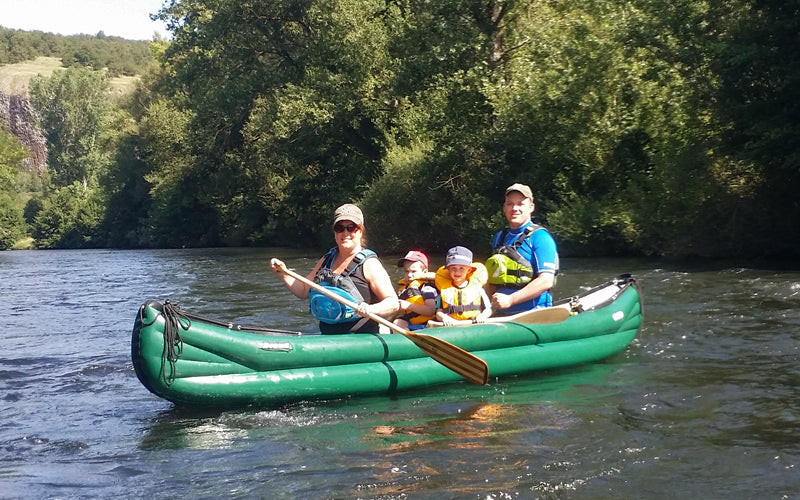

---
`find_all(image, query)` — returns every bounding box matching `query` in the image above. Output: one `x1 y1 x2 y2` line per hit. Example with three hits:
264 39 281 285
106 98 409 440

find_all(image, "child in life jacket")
429 246 493 327
393 250 438 331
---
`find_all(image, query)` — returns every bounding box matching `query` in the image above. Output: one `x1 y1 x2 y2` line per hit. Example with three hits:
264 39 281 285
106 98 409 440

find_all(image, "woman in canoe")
270 204 399 334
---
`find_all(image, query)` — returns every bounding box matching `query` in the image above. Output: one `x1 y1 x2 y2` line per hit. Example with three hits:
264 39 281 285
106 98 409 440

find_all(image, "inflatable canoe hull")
132 275 642 407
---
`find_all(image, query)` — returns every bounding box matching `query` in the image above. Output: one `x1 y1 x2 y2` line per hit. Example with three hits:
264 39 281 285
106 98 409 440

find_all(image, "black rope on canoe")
231 324 303 336
177 310 303 336
160 299 191 387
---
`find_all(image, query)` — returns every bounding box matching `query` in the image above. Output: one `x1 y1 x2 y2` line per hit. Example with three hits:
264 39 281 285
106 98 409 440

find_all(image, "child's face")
447 265 472 286
404 260 426 280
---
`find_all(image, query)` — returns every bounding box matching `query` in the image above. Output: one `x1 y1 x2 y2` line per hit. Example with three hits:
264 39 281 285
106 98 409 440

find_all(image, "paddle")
274 262 489 385
428 306 571 328
486 306 571 324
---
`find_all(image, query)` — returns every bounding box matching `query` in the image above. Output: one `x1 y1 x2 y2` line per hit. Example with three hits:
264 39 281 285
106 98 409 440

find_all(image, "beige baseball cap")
332 203 364 227
505 183 533 200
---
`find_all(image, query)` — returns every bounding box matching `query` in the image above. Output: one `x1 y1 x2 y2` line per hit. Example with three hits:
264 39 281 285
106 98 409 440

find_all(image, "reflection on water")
1 249 798 499
367 402 562 452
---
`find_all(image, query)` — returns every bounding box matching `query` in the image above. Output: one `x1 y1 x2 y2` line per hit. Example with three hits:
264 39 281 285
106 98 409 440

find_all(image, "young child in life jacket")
393 250 438 331
429 246 493 327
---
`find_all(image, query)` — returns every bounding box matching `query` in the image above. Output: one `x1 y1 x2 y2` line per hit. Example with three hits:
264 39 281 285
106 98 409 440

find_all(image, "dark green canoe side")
139 328 638 407
132 277 642 407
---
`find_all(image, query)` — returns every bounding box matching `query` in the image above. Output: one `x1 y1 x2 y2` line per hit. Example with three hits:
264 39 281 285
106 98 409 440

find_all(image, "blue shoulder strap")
321 247 337 270
321 248 376 274
495 224 540 251
341 249 376 277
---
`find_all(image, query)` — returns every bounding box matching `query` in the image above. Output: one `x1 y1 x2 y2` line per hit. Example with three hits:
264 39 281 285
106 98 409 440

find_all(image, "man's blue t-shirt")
491 221 559 313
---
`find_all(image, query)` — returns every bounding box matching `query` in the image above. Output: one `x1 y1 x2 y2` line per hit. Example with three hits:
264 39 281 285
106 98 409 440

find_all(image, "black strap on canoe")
144 299 304 386
160 299 190 387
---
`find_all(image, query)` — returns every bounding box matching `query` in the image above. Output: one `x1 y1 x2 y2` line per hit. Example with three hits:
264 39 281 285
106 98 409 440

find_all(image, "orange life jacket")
397 278 436 325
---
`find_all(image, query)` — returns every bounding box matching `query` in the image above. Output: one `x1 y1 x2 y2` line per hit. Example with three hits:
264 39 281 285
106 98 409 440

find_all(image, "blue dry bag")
309 286 361 324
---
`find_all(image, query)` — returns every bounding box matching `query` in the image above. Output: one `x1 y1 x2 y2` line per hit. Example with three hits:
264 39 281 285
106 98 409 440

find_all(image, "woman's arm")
358 258 400 318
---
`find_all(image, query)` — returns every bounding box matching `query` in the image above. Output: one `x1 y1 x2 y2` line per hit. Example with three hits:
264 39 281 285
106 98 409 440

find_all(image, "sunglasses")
334 223 359 233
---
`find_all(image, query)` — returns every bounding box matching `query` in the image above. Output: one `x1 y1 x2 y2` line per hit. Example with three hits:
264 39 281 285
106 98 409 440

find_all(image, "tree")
27 67 117 248
29 66 114 189
0 127 28 249
712 0 800 257
31 182 103 248
152 0 402 246
141 0 800 257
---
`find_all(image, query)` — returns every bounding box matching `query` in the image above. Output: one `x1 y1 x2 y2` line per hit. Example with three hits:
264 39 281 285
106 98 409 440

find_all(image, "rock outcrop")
0 90 47 174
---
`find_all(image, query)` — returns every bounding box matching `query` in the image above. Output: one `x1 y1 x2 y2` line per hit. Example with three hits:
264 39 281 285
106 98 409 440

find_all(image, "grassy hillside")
0 56 63 93
0 56 140 95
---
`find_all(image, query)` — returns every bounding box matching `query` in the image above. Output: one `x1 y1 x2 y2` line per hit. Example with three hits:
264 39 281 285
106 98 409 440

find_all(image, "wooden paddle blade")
488 307 571 325
405 332 489 385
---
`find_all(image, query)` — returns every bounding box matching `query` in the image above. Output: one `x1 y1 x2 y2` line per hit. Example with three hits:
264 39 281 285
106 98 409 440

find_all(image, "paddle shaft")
487 306 571 324
429 306 571 328
275 262 489 385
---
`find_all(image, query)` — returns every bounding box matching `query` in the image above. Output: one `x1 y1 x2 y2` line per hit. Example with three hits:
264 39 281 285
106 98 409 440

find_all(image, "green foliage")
0 125 26 184
31 182 103 248
0 26 154 74
138 98 217 247
29 66 114 188
4 0 799 257
360 140 437 251
155 0 400 246
136 0 799 256
23 197 43 225
709 0 800 256
24 66 134 249
98 115 154 248
0 192 27 250
0 27 62 64
0 127 28 249
60 34 152 76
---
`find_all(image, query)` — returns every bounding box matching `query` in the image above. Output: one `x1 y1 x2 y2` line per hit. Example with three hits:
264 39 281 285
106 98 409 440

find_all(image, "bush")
31 183 104 248
0 192 28 250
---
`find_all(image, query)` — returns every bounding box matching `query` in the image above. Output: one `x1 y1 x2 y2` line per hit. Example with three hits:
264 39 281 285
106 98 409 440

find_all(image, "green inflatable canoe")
132 274 643 407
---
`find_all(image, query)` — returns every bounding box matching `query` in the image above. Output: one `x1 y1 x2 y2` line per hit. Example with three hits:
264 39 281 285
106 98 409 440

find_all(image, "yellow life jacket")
434 263 488 320
397 278 436 325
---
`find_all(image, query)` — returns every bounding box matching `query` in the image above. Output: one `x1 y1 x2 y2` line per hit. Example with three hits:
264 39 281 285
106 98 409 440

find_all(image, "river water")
0 248 798 499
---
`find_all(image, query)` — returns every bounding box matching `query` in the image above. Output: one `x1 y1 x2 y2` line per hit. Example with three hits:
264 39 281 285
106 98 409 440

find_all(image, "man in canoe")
270 203 399 334
485 183 559 315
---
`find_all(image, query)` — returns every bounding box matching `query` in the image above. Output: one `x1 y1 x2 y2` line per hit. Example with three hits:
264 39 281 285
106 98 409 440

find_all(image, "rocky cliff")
0 90 47 174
